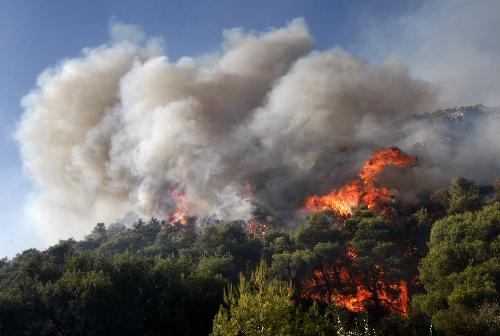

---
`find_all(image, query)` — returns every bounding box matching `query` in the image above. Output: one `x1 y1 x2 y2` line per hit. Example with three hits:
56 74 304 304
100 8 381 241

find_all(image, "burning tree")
299 209 411 318
299 147 417 319
347 210 409 317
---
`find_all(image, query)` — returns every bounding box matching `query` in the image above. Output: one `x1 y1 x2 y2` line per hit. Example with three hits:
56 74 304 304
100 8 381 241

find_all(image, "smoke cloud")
357 0 500 107
16 19 498 242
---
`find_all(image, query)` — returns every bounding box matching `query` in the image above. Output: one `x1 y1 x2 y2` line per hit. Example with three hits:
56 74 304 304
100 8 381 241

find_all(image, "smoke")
357 0 500 107
16 18 498 243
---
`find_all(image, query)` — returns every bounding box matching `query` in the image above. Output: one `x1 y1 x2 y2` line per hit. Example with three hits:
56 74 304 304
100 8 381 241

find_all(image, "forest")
0 176 498 336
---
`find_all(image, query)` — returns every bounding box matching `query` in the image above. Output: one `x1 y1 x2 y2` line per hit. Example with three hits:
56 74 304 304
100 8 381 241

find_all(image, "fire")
301 249 409 317
169 188 190 225
305 181 363 216
301 147 415 317
305 147 416 215
332 279 408 316
333 285 373 312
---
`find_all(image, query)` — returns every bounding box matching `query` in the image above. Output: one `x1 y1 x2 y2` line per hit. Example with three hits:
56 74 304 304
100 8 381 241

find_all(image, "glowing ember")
169 188 190 225
305 147 416 215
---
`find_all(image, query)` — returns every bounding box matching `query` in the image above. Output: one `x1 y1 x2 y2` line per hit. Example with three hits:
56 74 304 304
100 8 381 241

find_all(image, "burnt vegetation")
0 177 499 336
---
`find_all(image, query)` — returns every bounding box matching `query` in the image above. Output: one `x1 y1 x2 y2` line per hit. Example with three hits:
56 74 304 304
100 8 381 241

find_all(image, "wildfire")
301 149 414 317
169 188 190 225
305 147 416 216
305 181 363 216
332 278 408 316
333 285 373 312
301 249 409 317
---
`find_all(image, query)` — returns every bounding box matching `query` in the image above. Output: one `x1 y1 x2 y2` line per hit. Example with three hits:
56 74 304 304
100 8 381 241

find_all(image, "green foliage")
0 177 496 335
447 177 481 214
429 177 481 216
414 203 500 335
193 221 262 272
0 218 258 335
430 187 451 212
346 210 408 318
494 177 500 202
0 250 227 335
295 210 344 248
211 262 296 336
269 249 316 289
211 261 341 336
147 221 197 256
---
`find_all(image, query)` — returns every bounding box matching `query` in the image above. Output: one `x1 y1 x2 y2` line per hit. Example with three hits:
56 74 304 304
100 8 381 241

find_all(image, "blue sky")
1 0 498 257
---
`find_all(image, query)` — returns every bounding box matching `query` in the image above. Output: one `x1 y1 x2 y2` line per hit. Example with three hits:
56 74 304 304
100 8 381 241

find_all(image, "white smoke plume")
17 19 497 243
356 0 500 107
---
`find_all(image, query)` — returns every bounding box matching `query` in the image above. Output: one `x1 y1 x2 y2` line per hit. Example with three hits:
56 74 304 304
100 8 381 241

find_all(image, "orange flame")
305 181 363 216
333 285 373 312
169 188 190 225
305 147 416 216
301 249 409 317
331 280 408 316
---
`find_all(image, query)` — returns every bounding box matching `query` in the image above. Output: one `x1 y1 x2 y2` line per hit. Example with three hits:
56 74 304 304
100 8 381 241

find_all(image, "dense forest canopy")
2 3 499 335
0 176 498 335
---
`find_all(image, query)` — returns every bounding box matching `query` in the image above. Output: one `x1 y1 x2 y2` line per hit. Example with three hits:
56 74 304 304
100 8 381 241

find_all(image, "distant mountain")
406 104 491 128
400 104 498 142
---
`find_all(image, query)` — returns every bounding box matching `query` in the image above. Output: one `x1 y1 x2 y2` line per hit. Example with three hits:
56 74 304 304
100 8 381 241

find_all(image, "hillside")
0 177 498 336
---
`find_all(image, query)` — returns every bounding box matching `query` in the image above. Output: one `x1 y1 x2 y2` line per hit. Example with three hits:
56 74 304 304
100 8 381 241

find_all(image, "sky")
1 0 499 257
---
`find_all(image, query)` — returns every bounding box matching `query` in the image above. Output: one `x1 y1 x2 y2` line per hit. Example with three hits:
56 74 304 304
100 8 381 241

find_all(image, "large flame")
305 147 416 216
302 148 414 316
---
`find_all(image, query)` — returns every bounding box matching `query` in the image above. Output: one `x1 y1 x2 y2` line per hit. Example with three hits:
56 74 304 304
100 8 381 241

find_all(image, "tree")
46 269 115 335
494 177 500 202
294 210 344 249
194 221 262 271
147 221 197 257
348 210 409 319
270 249 316 297
211 261 341 336
429 187 450 214
447 177 480 214
414 204 500 335
211 261 294 336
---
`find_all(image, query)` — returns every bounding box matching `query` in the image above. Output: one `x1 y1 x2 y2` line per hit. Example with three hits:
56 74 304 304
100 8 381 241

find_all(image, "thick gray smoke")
16 19 499 242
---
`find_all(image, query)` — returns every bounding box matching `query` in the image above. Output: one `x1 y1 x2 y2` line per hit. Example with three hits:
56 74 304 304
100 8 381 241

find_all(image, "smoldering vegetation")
16 19 500 241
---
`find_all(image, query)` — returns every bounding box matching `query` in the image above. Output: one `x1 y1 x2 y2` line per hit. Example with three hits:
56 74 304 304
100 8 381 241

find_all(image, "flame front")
305 147 416 215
